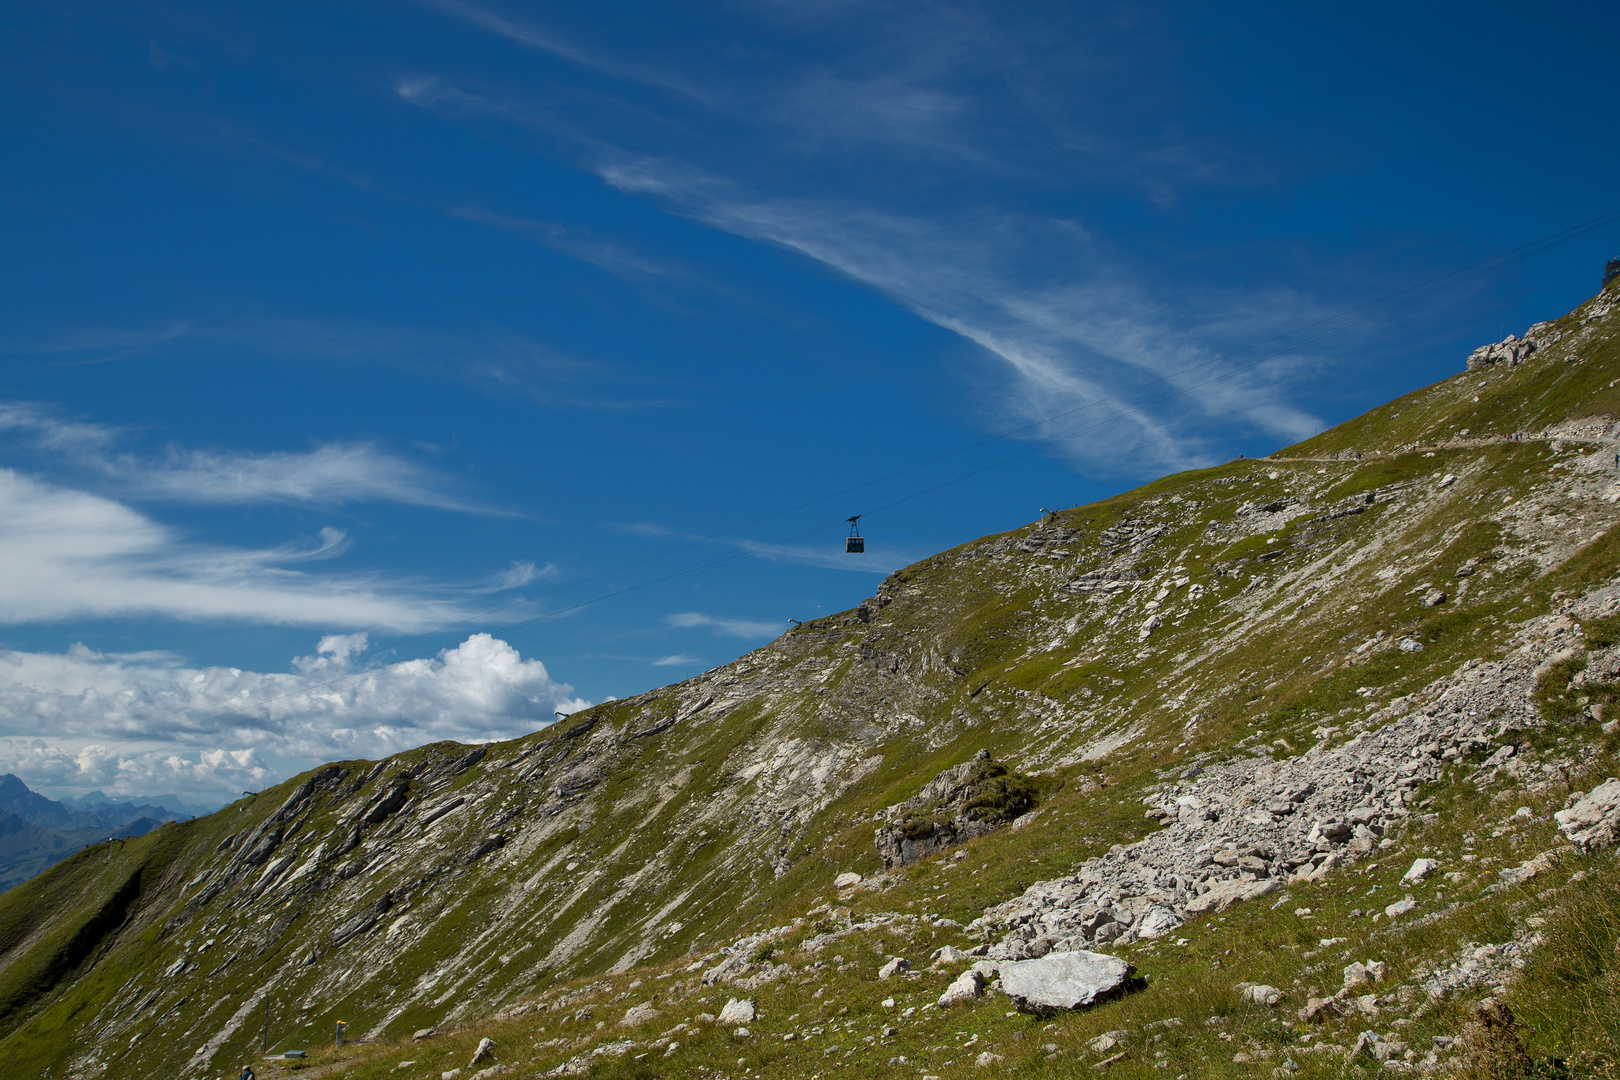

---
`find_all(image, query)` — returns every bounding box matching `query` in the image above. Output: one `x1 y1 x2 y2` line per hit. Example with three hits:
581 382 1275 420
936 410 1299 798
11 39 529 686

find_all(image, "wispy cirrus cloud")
0 468 465 630
0 310 677 412
135 443 498 511
484 560 557 591
601 520 896 574
0 401 506 514
651 653 700 667
730 537 900 574
394 55 1329 475
448 205 683 281
0 321 194 362
664 611 783 639
411 0 713 103
596 159 1328 473
605 521 685 538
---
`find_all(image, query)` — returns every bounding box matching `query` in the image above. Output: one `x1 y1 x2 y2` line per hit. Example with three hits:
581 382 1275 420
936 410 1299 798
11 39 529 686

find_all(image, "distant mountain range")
0 775 193 892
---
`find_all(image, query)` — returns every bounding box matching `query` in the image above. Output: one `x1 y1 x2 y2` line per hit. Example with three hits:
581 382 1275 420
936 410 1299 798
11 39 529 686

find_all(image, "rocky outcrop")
1554 778 1620 850
875 751 1036 868
1467 333 1539 370
973 592 1620 960
1465 319 1568 370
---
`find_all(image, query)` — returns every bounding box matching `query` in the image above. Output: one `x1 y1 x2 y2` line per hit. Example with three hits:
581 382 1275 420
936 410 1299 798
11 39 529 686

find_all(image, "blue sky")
1 0 1617 806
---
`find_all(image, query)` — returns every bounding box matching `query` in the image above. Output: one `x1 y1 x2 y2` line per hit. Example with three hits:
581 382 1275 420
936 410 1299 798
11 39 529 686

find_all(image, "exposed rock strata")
972 592 1620 959
874 750 1037 868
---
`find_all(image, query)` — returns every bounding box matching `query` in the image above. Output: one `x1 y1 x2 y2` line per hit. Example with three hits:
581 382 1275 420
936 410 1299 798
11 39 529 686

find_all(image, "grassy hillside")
4 279 1620 1080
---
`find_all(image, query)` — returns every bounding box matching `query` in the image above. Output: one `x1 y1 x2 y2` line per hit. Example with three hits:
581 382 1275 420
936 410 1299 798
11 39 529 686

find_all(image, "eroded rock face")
875 750 1037 868
968 597 1617 961
997 950 1135 1013
1466 328 1551 371
1554 778 1620 850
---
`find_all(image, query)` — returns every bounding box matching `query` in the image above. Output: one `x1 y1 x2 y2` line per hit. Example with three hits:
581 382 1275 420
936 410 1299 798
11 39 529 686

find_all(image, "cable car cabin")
845 515 864 553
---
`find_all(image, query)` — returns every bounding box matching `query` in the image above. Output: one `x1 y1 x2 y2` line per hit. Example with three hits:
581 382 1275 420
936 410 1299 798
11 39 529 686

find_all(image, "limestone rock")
1343 960 1386 991
1184 877 1279 915
1402 858 1439 883
975 1051 1004 1067
1384 895 1418 919
412 1028 438 1041
469 1037 497 1067
878 957 911 979
1554 778 1620 851
1466 333 1538 370
717 998 755 1025
1238 983 1283 1006
1345 1031 1379 1063
998 950 1135 1013
620 1003 660 1028
938 968 985 1008
1298 997 1343 1022
1136 905 1183 939
832 871 863 889
1088 1031 1127 1053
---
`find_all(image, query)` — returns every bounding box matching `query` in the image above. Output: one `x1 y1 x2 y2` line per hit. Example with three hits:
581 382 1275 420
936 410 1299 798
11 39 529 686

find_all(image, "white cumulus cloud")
0 633 589 803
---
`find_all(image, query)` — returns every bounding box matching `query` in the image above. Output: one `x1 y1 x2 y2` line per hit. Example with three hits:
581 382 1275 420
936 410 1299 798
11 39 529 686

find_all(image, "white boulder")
1238 983 1283 1006
997 949 1135 1013
1343 960 1386 991
1402 858 1440 883
1384 896 1418 919
469 1038 497 1067
716 998 755 1025
1555 779 1620 851
620 1003 659 1028
1136 905 1184 939
1184 877 1280 915
937 968 985 1008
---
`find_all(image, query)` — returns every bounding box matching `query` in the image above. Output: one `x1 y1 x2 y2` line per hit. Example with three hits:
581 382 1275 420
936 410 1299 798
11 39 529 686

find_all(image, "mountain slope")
3 277 1620 1080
